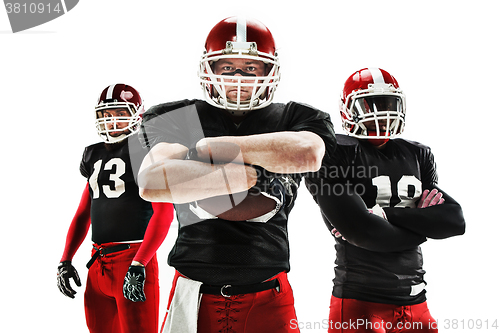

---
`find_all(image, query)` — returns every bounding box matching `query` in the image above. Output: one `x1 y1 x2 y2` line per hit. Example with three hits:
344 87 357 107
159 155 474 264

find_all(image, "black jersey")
307 134 439 305
140 99 336 285
80 136 154 244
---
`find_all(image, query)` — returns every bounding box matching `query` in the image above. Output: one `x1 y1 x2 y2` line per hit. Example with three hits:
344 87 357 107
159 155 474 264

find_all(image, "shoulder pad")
336 134 359 147
143 99 196 121
394 138 431 151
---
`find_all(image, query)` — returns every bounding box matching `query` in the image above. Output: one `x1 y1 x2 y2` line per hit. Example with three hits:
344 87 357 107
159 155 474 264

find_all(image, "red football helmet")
340 68 406 145
198 17 281 115
95 84 145 143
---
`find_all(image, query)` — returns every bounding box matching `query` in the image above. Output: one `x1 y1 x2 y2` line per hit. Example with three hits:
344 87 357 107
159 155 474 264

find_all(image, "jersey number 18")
372 175 422 208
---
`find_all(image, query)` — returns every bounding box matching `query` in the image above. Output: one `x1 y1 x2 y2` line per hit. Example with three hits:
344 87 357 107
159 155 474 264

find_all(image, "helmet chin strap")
105 132 128 144
220 98 256 117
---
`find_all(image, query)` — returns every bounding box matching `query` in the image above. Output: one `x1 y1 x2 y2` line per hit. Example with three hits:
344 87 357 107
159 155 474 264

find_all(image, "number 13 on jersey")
88 158 126 199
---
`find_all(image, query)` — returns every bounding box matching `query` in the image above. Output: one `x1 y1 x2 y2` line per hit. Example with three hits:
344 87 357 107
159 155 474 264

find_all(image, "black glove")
269 175 299 207
247 164 273 193
249 165 298 204
123 265 146 302
57 261 81 299
185 147 199 161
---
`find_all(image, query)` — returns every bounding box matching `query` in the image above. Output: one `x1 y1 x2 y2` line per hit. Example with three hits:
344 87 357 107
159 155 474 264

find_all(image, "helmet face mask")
199 17 281 116
340 69 406 143
95 106 139 143
95 84 144 143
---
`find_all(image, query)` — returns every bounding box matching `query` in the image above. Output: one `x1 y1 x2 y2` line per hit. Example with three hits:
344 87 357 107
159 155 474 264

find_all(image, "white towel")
162 276 203 333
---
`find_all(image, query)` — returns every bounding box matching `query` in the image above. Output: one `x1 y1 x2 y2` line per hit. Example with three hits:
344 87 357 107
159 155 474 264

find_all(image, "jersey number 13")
89 158 126 199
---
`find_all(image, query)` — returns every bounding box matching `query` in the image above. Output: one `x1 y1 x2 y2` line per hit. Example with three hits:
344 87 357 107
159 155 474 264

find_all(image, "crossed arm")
138 142 256 203
196 131 325 173
383 186 465 239
313 182 428 252
313 181 465 252
138 131 325 203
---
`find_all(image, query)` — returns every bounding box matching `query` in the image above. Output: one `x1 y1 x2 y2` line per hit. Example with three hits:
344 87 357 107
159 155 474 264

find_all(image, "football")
197 191 277 221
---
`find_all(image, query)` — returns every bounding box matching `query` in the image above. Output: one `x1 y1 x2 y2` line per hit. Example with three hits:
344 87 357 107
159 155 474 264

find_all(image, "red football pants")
162 271 300 333
328 296 438 333
84 242 160 333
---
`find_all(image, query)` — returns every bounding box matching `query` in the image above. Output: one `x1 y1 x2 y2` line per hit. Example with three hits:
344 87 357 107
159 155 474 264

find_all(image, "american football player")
57 84 174 333
306 68 465 332
137 17 336 333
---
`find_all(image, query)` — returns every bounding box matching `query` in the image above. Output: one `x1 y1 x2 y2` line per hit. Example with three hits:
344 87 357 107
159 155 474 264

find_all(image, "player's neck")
361 139 389 149
223 111 249 125
104 139 128 151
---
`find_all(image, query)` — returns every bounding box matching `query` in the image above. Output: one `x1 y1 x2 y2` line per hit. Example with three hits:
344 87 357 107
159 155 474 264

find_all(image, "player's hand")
57 261 81 299
417 189 445 208
123 265 146 302
331 227 346 240
194 139 243 164
368 204 387 220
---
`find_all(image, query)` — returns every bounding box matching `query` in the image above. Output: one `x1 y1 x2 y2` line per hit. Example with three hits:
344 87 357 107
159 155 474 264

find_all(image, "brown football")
197 191 277 221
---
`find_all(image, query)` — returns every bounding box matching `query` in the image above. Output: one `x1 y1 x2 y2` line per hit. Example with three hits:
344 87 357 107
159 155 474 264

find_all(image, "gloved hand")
57 261 81 299
123 265 146 302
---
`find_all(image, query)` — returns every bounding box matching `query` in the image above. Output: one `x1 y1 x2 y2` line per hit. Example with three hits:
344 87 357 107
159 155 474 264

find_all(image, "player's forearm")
138 159 257 203
384 203 465 239
321 208 427 252
61 218 90 262
60 185 91 262
133 202 174 265
312 180 426 252
197 131 325 173
384 186 466 239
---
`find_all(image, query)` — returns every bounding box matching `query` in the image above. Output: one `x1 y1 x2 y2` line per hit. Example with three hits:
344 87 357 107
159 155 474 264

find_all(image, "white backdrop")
1 0 498 331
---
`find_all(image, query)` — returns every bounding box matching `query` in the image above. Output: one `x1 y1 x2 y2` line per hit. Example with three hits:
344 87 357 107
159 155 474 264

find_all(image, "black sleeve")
79 147 90 179
287 102 337 165
383 145 465 239
139 100 201 150
307 178 427 252
420 144 438 186
383 185 466 239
